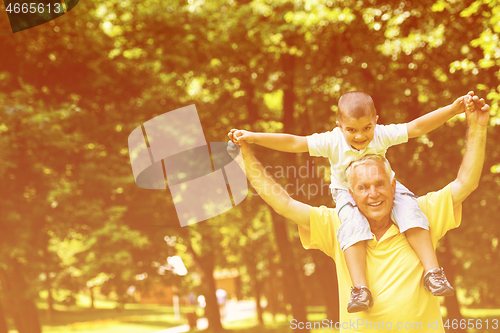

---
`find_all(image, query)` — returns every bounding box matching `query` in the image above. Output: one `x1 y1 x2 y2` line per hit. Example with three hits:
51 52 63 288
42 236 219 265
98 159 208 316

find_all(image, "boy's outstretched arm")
228 129 308 153
406 91 473 138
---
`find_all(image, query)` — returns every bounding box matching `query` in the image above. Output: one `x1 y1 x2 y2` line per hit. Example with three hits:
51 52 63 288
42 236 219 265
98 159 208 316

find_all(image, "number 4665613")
6 2 63 14
443 318 498 330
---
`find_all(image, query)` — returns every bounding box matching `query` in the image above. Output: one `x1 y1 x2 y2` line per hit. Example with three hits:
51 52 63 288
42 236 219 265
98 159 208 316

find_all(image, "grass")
222 307 335 333
447 308 500 333
5 299 500 333
222 306 500 333
35 300 195 333
40 307 182 332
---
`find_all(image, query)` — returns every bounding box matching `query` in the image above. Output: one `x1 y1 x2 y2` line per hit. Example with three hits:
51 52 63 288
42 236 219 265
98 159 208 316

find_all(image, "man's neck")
369 218 394 241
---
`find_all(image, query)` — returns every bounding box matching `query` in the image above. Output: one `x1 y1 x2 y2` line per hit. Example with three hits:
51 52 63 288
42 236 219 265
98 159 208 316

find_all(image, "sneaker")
347 285 373 313
424 268 455 296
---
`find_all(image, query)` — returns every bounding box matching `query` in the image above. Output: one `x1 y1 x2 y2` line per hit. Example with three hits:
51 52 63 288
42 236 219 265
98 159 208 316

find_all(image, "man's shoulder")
417 184 452 208
310 205 336 214
301 205 340 254
309 205 339 224
417 184 461 244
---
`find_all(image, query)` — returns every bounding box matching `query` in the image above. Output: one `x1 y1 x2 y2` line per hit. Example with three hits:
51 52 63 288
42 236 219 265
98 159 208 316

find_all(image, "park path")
153 300 256 333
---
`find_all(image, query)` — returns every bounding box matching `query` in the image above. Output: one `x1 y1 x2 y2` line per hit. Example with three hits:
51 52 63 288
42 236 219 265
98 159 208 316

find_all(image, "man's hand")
227 139 311 230
465 92 490 127
227 140 248 178
227 140 240 159
450 91 489 207
228 129 256 145
227 140 251 164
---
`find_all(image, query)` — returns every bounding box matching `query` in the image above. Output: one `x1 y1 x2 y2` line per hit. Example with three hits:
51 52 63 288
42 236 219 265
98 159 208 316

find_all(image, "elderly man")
228 95 489 332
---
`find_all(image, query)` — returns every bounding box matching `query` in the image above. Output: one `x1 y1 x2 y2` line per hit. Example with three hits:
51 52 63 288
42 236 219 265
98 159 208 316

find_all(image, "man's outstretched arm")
450 94 490 207
230 141 311 231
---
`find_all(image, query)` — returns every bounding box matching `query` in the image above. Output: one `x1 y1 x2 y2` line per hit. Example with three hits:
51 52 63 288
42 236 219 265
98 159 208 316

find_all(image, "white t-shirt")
307 123 408 191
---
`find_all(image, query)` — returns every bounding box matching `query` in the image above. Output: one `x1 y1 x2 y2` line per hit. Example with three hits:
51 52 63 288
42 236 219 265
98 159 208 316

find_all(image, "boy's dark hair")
338 91 377 123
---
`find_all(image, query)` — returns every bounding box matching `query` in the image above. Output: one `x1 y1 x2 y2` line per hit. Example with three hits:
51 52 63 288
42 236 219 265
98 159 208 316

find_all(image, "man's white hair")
346 155 394 191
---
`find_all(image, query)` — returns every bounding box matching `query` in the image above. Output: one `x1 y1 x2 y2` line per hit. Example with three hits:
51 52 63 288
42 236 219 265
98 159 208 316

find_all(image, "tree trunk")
247 255 264 326
254 278 264 326
439 235 465 332
311 250 340 323
201 254 224 332
90 286 95 309
0 300 9 333
245 83 259 124
266 260 280 322
270 210 309 332
273 50 309 332
0 260 41 333
22 302 41 333
282 53 295 132
234 275 242 301
204 261 224 332
185 232 225 332
46 271 54 322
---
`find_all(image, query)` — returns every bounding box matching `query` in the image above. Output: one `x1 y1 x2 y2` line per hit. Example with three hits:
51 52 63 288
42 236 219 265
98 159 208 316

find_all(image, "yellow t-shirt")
299 184 462 333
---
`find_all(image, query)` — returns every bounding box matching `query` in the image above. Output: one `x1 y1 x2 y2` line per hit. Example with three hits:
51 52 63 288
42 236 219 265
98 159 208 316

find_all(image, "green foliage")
1 3 500 331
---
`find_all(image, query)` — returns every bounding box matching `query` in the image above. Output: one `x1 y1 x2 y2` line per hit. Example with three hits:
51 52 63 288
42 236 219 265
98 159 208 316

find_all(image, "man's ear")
348 188 354 197
392 178 396 198
375 115 379 123
336 121 343 131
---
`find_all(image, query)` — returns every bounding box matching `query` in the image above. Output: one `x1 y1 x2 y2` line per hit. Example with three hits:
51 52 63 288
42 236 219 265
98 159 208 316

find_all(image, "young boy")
228 91 472 313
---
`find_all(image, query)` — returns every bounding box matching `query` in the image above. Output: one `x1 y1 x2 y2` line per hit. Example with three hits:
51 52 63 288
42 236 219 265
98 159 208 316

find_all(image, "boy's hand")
451 91 475 115
228 129 256 145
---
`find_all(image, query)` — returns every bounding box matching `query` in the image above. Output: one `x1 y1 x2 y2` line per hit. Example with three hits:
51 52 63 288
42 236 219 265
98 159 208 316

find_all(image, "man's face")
337 114 378 151
348 161 396 226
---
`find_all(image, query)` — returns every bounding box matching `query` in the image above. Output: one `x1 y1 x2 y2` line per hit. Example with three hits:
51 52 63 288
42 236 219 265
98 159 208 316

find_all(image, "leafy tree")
2 1 500 333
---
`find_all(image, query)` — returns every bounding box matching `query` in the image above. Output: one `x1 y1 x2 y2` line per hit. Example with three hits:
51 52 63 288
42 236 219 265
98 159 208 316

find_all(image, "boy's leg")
335 190 374 312
343 242 368 287
336 190 373 287
404 228 438 272
393 182 454 296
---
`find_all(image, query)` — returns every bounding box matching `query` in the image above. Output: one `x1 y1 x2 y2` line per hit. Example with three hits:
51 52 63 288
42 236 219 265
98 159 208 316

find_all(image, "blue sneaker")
347 285 373 313
424 268 454 296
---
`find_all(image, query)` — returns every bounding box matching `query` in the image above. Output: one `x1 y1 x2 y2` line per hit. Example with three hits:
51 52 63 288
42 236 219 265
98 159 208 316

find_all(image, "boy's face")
337 114 378 151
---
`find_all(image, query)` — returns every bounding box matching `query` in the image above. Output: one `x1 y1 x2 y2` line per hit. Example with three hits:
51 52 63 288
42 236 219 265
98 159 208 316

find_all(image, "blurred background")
0 0 499 332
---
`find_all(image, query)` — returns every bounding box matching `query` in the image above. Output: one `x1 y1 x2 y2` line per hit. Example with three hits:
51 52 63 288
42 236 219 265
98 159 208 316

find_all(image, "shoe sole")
431 289 455 297
347 300 373 313
347 304 370 313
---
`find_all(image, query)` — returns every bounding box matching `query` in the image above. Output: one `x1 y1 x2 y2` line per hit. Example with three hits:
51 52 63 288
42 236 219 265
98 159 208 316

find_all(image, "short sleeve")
376 123 409 149
307 130 338 158
417 184 462 246
299 206 338 258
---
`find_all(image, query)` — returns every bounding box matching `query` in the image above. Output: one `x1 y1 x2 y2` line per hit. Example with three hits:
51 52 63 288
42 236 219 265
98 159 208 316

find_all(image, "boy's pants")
334 181 430 251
